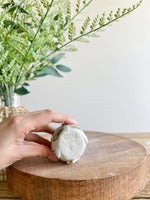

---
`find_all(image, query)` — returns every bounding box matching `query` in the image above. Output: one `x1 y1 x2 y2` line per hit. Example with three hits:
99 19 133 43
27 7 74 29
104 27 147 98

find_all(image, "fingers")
20 143 58 161
33 125 56 134
28 109 77 126
8 109 77 136
25 133 51 147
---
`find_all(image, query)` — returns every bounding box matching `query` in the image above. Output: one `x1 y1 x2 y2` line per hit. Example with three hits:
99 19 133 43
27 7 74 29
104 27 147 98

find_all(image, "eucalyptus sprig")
0 0 142 100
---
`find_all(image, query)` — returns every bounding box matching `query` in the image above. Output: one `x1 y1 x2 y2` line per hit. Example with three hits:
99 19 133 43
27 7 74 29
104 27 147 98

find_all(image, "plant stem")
64 0 93 28
17 0 55 86
36 4 140 65
25 0 55 57
12 0 25 28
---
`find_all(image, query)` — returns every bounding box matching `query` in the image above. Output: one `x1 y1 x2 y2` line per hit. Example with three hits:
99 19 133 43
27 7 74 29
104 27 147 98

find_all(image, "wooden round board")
6 131 147 200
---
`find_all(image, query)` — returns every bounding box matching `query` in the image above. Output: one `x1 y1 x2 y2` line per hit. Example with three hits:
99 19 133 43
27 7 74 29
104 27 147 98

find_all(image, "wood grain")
0 133 150 200
6 132 147 200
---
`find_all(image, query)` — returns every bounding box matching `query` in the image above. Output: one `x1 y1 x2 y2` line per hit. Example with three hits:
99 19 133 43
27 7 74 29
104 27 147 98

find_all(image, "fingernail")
72 120 78 125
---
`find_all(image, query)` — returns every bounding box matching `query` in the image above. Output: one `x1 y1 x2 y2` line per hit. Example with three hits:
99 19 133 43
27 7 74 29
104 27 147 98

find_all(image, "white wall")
22 0 150 133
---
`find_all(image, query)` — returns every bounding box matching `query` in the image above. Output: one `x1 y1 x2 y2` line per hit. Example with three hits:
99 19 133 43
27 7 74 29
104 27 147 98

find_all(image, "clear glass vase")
0 89 21 107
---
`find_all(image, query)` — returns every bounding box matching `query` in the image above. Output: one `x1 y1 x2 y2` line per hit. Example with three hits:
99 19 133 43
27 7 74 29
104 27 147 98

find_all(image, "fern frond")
114 8 121 18
8 53 22 64
34 0 142 67
7 36 28 47
45 40 58 51
0 51 8 68
33 0 44 18
4 59 17 84
87 33 100 37
90 15 99 30
76 0 81 12
62 44 78 52
80 16 90 34
8 43 26 57
58 36 66 45
1 58 22 85
17 22 34 39
40 0 49 8
31 16 39 27
58 12 64 28
66 0 72 21
99 13 106 26
121 8 127 15
77 37 90 43
6 59 16 72
0 0 142 94
107 11 113 21
68 22 76 40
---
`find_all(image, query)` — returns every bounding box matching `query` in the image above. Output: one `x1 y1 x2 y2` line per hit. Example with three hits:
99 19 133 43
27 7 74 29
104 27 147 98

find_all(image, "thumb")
20 143 58 161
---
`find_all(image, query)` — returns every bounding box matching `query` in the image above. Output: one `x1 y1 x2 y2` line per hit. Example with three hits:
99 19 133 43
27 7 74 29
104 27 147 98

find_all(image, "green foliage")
0 0 142 102
50 53 65 64
34 66 63 78
15 83 30 95
61 44 78 52
99 13 106 26
66 0 72 21
76 0 81 13
80 16 91 34
41 0 49 8
90 15 99 30
33 0 44 18
56 64 71 72
68 22 76 40
83 0 86 5
77 37 90 43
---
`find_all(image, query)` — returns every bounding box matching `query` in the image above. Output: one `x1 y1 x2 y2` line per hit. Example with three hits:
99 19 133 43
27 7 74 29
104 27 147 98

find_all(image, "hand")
0 109 77 170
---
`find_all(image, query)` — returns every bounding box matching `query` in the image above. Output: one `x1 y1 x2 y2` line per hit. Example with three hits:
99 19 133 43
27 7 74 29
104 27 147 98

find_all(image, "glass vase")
0 89 21 107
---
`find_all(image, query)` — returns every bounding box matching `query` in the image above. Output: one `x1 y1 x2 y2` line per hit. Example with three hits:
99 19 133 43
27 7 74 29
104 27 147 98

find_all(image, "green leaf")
25 72 31 80
22 83 30 90
8 5 18 12
17 22 32 34
54 14 59 20
43 66 63 77
15 82 30 95
56 64 71 72
24 22 34 28
18 6 29 14
34 66 63 78
2 3 14 9
15 86 30 95
34 73 48 78
3 20 20 30
50 53 65 64
2 3 29 14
